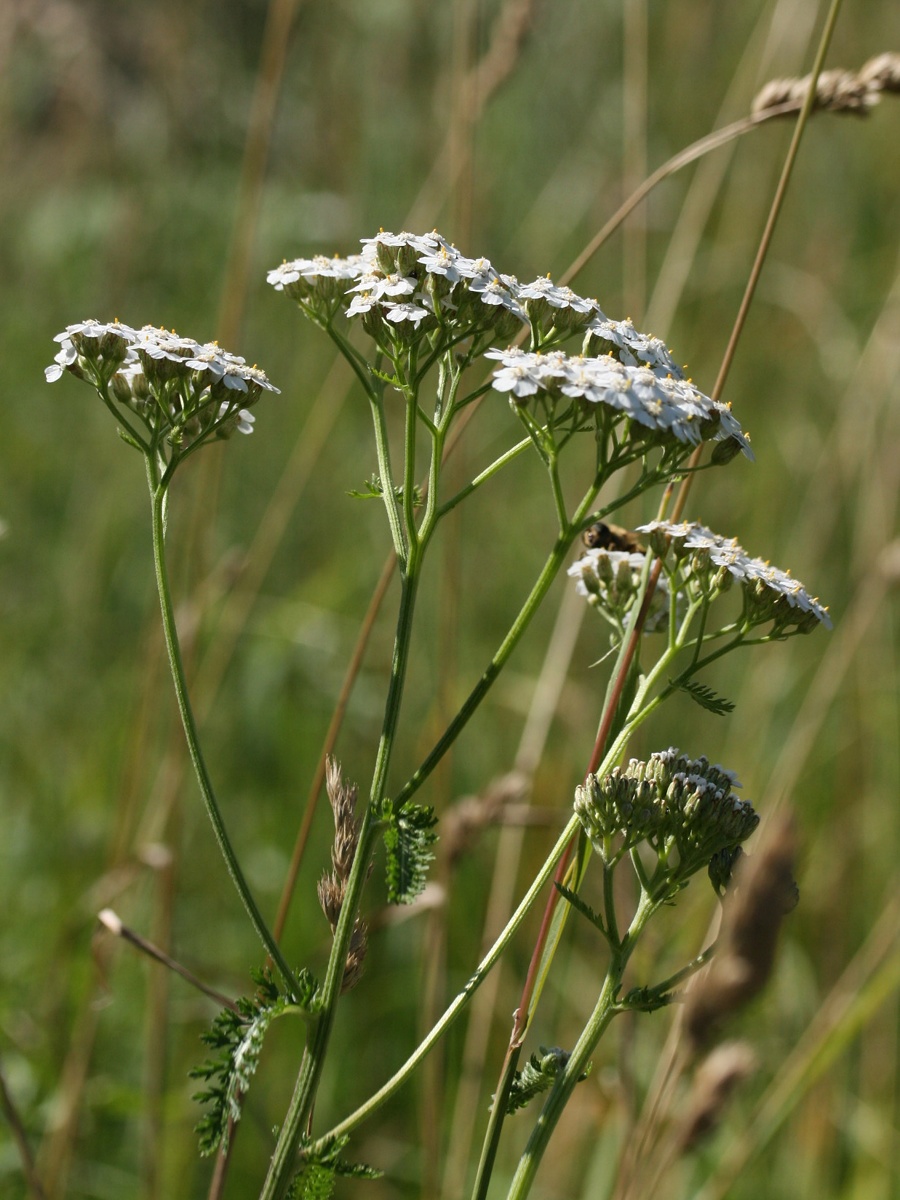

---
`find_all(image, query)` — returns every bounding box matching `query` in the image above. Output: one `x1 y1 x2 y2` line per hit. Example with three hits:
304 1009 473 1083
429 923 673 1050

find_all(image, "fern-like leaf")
676 678 735 716
383 802 438 904
503 1047 588 1115
347 476 423 506
190 967 320 1156
288 1135 382 1198
287 1163 336 1200
555 882 607 936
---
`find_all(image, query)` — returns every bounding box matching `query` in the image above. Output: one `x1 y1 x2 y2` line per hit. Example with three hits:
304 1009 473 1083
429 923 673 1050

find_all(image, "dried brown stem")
98 909 239 1012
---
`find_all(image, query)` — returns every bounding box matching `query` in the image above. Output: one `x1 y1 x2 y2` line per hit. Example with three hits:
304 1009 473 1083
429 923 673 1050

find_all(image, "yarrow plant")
48 225 830 1200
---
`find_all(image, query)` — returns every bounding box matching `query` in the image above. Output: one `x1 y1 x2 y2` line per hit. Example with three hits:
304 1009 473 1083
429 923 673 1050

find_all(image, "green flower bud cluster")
575 749 759 886
574 766 667 858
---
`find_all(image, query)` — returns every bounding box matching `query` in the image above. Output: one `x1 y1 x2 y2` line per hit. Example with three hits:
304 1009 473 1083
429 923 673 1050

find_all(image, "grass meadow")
1 1 900 1197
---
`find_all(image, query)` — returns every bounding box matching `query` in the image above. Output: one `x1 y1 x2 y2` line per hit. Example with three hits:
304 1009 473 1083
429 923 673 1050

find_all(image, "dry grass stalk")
442 770 530 868
684 817 798 1050
752 51 900 116
0 1054 47 1200
677 1041 759 1152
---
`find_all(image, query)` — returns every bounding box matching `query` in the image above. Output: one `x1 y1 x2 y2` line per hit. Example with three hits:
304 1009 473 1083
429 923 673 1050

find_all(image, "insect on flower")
582 522 647 553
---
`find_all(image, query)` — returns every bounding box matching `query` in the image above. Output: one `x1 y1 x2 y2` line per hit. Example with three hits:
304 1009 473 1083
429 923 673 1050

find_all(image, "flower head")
47 321 278 462
575 749 758 882
266 254 366 317
584 316 684 379
268 231 533 345
517 276 599 335
637 520 832 632
487 348 753 459
46 319 137 384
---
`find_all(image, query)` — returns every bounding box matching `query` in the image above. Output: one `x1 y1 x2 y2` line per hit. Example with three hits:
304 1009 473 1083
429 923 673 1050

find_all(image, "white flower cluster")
567 547 674 633
637 520 832 631
46 320 277 445
267 230 604 339
584 316 684 379
488 347 752 457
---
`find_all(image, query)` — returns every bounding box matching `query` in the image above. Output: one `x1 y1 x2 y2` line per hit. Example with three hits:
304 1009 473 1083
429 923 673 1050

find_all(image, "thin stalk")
559 100 815 289
505 889 659 1200
403 389 421 549
310 812 583 1152
271 550 397 942
369 392 407 563
470 844 578 1200
711 0 846 402
473 526 661 1183
393 481 605 808
436 436 533 517
258 811 381 1200
0 1055 46 1200
145 457 296 991
261 560 422 1199
470 1042 523 1200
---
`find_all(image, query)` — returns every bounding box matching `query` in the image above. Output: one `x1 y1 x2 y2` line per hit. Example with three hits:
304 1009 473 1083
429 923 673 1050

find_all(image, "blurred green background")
2 1 899 1197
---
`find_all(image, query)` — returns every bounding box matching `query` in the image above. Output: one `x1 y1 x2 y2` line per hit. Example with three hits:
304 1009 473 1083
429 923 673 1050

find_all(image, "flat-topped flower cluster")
268 229 607 344
46 319 277 456
268 230 751 462
637 520 832 632
487 347 751 459
569 519 830 638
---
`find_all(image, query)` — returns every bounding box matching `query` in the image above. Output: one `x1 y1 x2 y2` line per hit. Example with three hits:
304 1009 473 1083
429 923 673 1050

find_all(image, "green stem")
370 391 407 563
144 456 296 991
257 814 380 1200
309 812 583 1153
436 437 532 518
471 1043 523 1200
260 561 423 1199
393 483 605 808
505 888 660 1200
648 938 718 997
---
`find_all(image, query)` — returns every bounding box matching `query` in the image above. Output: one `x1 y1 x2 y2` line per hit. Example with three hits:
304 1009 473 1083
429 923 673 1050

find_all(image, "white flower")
346 271 417 301
569 547 673 632
384 302 431 327
487 349 752 457
468 272 527 322
45 319 138 382
636 520 832 629
360 230 447 275
518 277 599 329
45 344 77 382
585 316 684 379
266 254 366 291
218 403 256 435
417 244 464 284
